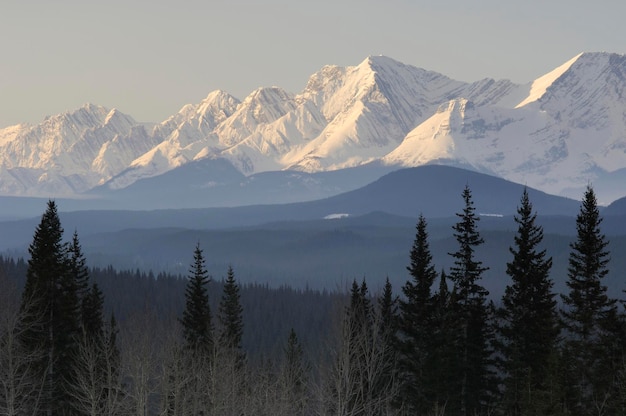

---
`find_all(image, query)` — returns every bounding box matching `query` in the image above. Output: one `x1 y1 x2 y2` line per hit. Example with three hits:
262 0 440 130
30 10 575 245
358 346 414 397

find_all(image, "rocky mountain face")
1 52 626 203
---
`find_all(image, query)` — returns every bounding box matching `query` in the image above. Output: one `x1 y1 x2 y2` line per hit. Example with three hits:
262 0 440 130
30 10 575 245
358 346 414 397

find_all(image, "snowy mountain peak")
535 51 626 132
215 86 296 147
364 55 428 80
198 90 240 109
515 52 626 110
103 108 136 129
242 86 293 108
54 103 111 126
361 55 409 74
382 98 472 167
515 53 582 108
3 52 626 203
204 89 234 101
302 65 346 93
195 90 240 125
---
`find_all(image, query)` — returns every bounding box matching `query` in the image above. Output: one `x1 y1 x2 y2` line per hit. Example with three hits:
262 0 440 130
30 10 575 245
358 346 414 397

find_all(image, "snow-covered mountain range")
2 51 626 203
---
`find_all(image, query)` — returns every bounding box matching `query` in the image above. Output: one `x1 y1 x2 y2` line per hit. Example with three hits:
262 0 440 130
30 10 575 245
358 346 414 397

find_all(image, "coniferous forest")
1 186 626 416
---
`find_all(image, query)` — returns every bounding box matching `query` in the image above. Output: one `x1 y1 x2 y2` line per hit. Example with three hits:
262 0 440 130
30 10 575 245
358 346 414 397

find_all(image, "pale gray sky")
1 0 624 127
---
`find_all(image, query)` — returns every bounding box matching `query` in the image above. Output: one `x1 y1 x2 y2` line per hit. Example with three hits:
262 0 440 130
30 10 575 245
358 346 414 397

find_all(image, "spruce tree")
430 270 462 414
347 280 373 360
69 230 99 339
180 243 213 352
378 277 397 335
19 200 81 415
397 214 438 414
376 278 398 407
561 186 621 415
218 265 244 359
68 230 90 304
212 266 246 413
81 283 105 341
55 238 84 415
448 185 494 416
499 188 559 414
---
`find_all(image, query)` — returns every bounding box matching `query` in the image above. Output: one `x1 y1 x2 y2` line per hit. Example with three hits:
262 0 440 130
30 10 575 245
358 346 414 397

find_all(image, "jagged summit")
2 52 626 202
49 103 111 126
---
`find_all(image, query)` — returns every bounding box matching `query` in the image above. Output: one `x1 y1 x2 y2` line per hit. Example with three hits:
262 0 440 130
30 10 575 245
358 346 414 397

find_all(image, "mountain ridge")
1 52 626 203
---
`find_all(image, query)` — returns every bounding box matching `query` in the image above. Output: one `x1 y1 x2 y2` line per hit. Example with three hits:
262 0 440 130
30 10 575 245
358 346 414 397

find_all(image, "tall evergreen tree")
68 230 90 306
19 200 82 415
81 283 105 341
212 266 246 413
376 277 398 408
349 279 372 332
218 265 244 358
561 186 621 415
55 238 84 416
429 270 463 415
397 214 438 414
448 185 494 416
449 186 490 305
180 243 213 352
69 230 102 340
67 234 121 416
499 188 559 414
378 277 397 335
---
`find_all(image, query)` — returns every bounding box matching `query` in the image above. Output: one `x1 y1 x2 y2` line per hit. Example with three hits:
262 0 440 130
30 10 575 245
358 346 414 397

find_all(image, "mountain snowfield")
1 52 626 203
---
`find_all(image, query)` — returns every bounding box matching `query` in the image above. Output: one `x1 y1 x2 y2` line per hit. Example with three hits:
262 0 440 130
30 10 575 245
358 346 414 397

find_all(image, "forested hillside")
2 187 626 415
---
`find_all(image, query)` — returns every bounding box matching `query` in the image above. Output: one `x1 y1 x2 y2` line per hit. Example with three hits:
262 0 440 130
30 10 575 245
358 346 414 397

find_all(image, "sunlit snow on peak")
515 53 583 108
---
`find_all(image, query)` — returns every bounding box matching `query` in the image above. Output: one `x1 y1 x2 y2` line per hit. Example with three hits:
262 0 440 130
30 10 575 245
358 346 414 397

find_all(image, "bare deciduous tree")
322 287 400 416
120 310 163 416
0 275 48 416
68 328 123 416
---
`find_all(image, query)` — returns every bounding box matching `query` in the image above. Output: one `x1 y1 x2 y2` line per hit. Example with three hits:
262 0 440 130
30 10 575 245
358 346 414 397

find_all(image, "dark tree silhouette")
561 186 622 415
448 186 494 416
218 265 244 360
499 188 559 414
397 214 438 413
19 200 82 415
180 243 213 352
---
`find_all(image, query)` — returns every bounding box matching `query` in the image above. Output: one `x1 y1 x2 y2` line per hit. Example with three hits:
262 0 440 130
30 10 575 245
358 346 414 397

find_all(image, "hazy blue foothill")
1 165 625 300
